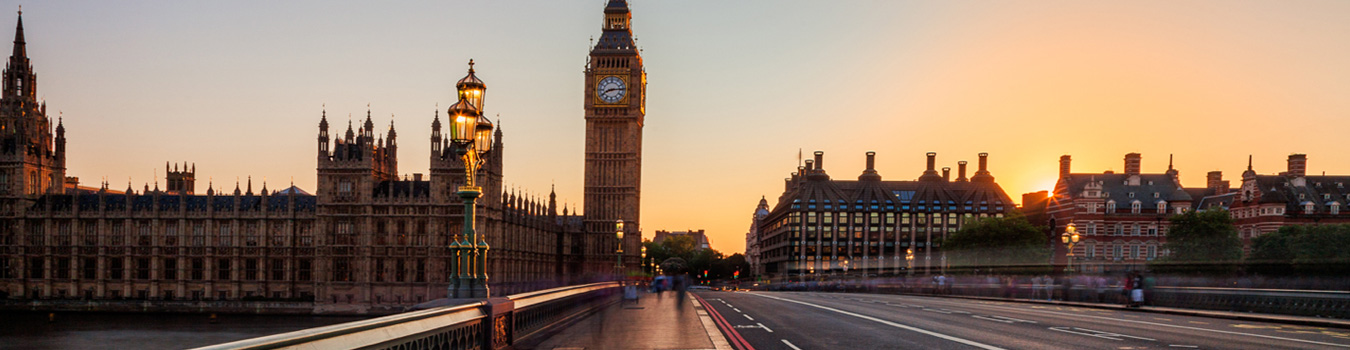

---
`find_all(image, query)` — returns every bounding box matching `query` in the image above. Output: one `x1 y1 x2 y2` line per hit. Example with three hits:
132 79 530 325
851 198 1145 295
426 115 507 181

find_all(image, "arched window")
1106 200 1116 213
1331 202 1341 215
1156 201 1167 214
1131 200 1141 214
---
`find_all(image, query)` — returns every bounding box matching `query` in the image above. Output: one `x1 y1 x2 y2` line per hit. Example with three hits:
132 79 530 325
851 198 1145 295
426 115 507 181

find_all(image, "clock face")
597 76 627 103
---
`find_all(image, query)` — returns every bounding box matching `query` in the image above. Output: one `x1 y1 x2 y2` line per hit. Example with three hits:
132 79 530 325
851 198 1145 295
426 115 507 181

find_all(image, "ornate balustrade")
193 282 618 350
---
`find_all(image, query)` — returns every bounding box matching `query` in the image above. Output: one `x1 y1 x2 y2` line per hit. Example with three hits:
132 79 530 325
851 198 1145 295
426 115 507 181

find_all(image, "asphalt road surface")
693 291 1350 350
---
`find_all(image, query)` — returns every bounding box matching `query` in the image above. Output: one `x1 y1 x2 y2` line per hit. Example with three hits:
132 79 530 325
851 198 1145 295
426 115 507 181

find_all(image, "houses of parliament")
0 0 647 314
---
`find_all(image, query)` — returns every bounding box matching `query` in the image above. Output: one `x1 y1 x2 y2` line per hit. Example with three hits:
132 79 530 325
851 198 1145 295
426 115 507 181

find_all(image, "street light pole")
1061 222 1080 274
905 248 914 277
447 60 494 299
616 220 625 281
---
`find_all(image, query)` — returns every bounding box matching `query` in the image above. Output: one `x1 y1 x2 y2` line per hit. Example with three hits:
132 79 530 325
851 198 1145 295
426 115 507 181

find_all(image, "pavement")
519 289 732 350
698 291 1350 350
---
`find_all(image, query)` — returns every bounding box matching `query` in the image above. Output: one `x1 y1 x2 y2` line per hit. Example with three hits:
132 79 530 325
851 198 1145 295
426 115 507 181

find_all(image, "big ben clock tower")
584 0 646 274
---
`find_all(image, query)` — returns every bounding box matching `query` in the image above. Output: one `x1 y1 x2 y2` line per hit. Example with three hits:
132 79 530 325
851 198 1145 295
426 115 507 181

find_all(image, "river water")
0 311 367 349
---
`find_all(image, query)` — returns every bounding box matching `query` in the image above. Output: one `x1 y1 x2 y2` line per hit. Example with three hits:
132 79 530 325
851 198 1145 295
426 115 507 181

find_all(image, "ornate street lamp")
905 248 914 276
641 246 648 275
447 60 494 299
616 220 625 280
1061 222 1081 274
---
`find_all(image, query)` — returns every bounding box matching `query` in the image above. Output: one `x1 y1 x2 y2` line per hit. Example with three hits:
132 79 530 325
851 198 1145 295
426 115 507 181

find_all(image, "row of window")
13 257 314 282
1074 222 1164 236
10 220 315 247
1082 243 1161 260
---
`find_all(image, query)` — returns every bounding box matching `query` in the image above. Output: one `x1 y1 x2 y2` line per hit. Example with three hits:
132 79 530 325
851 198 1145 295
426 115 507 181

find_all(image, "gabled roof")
1060 173 1196 204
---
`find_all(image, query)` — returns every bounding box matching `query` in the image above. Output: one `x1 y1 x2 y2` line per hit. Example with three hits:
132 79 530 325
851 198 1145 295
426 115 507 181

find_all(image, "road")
693 291 1350 350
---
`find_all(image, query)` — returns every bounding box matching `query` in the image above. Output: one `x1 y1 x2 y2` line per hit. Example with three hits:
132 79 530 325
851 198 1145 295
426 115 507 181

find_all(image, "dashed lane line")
903 297 1350 348
752 293 1005 350
781 339 803 350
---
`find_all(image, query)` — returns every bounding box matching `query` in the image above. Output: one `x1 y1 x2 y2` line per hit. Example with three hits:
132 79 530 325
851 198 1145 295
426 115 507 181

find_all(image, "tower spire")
12 7 24 60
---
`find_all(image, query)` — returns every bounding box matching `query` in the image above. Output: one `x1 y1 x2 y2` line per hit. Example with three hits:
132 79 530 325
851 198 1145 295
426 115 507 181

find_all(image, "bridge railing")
193 282 620 350
774 281 1350 319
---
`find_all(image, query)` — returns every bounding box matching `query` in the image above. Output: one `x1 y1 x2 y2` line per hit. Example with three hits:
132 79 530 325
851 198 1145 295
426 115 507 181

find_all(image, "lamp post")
905 248 914 276
616 220 625 281
1061 222 1080 274
641 246 648 276
447 59 493 299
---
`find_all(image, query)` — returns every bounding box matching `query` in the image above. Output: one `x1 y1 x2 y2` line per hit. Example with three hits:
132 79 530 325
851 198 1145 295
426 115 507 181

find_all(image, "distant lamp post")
1061 222 1081 273
905 248 915 276
447 59 494 299
616 220 625 280
641 246 648 275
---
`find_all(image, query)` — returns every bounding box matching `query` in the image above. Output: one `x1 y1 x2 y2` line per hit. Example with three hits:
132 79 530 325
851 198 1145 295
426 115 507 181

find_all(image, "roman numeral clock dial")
597 76 626 104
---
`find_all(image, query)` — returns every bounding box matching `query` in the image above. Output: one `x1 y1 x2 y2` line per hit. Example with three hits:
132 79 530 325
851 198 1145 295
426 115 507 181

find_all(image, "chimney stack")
859 151 881 181
1059 155 1072 179
920 152 942 182
971 152 994 182
1124 153 1142 176
1206 171 1229 194
942 167 951 181
1288 154 1307 177
957 161 968 182
814 151 825 172
804 159 814 172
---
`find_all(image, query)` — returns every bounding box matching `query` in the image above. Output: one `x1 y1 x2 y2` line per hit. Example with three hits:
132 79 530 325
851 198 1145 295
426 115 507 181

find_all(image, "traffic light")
703 270 709 278
733 270 740 279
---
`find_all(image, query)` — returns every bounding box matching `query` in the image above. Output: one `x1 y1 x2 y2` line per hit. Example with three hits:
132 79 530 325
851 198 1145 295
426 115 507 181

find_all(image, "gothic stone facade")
1 2 644 314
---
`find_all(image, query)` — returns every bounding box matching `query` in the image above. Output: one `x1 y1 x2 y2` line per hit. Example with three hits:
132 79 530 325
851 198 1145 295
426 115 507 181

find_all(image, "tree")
1151 209 1242 274
1249 224 1350 275
944 214 1051 274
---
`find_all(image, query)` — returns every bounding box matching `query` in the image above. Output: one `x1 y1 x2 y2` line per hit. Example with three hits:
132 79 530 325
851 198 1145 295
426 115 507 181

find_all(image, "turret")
318 109 330 157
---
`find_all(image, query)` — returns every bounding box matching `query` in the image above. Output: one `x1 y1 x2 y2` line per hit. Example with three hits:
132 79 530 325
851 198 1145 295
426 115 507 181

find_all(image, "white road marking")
744 314 755 321
1169 345 1199 348
909 297 1350 348
758 322 774 333
781 339 803 350
923 308 953 314
1049 326 1121 340
973 315 1015 323
733 308 742 313
752 293 1006 350
989 315 1037 324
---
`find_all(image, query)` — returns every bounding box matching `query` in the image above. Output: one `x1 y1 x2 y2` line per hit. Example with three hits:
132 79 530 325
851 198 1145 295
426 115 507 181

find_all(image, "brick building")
1230 154 1350 253
1046 153 1220 273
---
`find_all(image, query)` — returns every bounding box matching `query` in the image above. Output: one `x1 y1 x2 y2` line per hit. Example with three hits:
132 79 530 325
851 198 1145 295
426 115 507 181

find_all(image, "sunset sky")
11 1 1350 254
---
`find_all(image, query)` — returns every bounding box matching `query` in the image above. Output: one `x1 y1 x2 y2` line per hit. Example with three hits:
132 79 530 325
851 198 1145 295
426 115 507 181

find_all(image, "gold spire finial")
468 59 475 73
